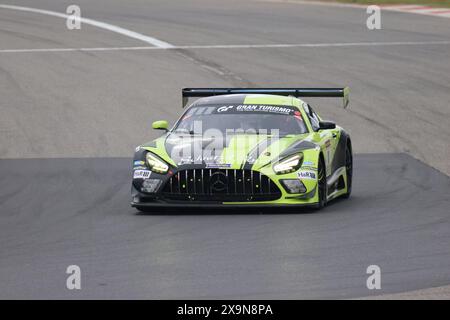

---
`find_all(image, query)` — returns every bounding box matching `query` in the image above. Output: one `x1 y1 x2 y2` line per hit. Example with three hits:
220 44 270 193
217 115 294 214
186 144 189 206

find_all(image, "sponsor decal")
205 163 232 168
212 104 296 115
133 166 147 170
236 105 294 115
325 140 331 148
134 160 145 166
133 170 151 179
303 161 314 166
298 170 316 180
301 166 317 171
178 155 222 165
217 105 234 113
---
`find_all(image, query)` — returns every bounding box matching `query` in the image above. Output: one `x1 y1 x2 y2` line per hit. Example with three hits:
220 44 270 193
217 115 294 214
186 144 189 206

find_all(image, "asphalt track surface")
1 0 450 299
1 154 449 299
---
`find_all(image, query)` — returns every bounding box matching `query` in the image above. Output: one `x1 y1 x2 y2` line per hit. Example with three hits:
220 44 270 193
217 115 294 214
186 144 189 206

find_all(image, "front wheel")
313 157 327 209
342 143 353 199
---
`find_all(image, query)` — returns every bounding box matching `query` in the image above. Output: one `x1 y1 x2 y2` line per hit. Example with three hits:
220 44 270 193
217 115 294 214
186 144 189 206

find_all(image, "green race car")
131 88 352 211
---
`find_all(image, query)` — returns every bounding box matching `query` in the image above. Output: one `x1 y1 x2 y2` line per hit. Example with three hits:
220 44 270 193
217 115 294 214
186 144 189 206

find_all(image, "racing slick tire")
342 142 353 199
313 156 327 210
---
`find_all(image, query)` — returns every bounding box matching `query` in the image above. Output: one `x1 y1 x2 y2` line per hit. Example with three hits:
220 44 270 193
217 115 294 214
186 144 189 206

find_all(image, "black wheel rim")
345 147 352 191
318 160 326 206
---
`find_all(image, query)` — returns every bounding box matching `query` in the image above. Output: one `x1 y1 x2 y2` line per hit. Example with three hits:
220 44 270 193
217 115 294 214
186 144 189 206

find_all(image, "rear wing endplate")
182 87 349 108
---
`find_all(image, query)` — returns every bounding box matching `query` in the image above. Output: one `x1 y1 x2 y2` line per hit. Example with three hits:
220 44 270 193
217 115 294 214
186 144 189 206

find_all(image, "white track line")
258 0 450 19
0 46 161 53
2 40 450 53
0 4 174 48
178 41 450 49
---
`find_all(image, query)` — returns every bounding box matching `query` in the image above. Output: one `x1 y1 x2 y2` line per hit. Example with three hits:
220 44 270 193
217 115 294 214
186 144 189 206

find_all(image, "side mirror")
152 120 169 131
318 121 336 130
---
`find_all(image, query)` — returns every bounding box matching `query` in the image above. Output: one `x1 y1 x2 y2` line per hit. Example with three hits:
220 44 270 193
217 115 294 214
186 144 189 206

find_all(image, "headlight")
273 154 303 174
280 179 306 194
146 152 169 174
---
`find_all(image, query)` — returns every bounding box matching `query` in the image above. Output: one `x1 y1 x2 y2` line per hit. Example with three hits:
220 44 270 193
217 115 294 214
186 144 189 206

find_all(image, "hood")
142 133 311 170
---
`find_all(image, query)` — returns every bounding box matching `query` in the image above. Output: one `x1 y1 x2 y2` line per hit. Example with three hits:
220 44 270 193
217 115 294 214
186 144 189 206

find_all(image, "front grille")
161 169 281 202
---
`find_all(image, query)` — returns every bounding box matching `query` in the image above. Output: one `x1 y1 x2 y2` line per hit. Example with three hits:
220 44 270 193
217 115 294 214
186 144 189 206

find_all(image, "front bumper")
131 165 319 209
130 199 317 209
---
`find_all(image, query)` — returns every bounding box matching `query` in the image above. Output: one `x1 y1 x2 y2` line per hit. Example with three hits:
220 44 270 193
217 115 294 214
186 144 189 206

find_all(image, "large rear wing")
182 87 350 109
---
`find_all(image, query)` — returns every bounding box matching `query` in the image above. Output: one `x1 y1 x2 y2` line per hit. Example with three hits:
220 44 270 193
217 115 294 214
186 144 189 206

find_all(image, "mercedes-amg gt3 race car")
131 88 352 211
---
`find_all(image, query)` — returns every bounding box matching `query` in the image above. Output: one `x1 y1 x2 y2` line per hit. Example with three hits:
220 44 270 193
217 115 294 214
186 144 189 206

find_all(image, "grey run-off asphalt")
0 154 449 299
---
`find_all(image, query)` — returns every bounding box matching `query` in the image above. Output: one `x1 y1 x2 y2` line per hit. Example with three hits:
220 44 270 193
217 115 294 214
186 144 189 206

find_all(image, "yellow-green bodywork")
136 94 351 206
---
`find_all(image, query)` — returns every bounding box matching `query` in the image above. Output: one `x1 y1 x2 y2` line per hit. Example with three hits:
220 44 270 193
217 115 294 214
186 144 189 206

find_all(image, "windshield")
173 104 307 135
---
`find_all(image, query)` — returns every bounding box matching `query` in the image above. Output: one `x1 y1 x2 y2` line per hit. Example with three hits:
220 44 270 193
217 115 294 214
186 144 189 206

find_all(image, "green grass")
308 0 450 8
